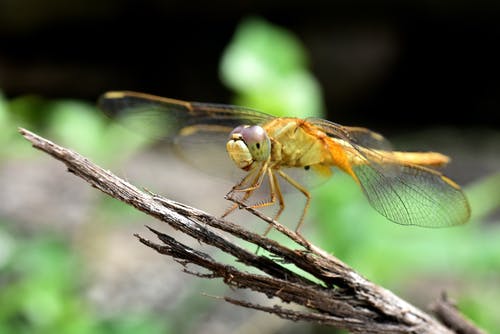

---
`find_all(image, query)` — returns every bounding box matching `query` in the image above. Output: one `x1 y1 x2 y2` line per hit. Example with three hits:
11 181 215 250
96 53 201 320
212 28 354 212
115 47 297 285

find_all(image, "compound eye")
229 125 247 138
240 125 265 144
238 125 270 161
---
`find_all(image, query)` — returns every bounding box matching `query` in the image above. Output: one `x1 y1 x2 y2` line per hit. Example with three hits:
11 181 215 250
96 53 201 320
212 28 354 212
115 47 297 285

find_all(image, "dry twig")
19 128 484 334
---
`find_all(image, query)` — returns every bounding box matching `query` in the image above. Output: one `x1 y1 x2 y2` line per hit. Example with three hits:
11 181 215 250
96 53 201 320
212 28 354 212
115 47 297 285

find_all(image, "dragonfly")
98 91 471 233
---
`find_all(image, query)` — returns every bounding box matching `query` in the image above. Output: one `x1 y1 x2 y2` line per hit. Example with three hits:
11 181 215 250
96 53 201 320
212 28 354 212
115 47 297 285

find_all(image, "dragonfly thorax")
226 125 271 171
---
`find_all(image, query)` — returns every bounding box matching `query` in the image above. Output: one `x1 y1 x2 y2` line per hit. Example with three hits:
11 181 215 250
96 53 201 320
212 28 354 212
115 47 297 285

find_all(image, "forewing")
99 91 273 139
309 118 470 227
98 91 274 179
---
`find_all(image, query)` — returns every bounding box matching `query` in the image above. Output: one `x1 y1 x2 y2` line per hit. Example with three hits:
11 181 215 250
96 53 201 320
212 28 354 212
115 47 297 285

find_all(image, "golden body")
225 117 457 233
265 118 449 176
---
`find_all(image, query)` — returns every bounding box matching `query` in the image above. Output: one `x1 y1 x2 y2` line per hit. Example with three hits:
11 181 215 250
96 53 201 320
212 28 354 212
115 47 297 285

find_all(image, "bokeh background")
1 1 499 333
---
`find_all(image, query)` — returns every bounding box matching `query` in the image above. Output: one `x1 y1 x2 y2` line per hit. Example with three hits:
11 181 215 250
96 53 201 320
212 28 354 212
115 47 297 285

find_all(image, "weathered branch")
19 127 484 334
430 294 486 334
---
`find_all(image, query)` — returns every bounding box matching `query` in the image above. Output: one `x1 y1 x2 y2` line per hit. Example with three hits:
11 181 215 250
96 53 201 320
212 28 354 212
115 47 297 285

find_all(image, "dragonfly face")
226 125 271 171
98 91 471 232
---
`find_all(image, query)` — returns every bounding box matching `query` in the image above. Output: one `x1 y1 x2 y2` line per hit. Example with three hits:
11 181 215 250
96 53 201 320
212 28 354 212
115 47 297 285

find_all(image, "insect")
99 91 471 233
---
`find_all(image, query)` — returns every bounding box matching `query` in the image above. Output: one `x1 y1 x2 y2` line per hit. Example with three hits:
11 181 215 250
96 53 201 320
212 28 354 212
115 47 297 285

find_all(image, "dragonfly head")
226 125 271 171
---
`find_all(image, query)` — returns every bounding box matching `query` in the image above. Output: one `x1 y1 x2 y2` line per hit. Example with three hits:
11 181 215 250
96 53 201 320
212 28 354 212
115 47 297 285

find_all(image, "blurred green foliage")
1 92 148 164
0 228 169 334
1 16 499 334
220 16 325 118
0 95 167 333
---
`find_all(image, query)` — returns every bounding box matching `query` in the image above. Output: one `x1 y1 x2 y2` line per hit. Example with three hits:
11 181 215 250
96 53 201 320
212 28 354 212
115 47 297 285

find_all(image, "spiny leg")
231 161 269 193
229 165 258 192
277 169 311 234
247 169 310 250
222 162 267 218
222 172 258 218
262 169 285 236
249 169 284 255
227 170 311 249
224 166 284 238
241 167 281 220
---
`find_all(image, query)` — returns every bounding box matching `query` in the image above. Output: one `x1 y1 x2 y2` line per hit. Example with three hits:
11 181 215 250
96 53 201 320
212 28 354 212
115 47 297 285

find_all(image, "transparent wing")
309 118 470 227
99 91 274 138
352 162 470 227
98 91 274 179
308 118 393 151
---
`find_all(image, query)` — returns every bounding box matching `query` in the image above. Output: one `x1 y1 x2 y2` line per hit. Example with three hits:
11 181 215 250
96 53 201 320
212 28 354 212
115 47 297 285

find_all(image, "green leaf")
220 17 324 118
47 100 105 156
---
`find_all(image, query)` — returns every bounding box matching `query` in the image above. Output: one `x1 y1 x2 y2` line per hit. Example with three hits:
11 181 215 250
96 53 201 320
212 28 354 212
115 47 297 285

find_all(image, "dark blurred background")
1 0 499 133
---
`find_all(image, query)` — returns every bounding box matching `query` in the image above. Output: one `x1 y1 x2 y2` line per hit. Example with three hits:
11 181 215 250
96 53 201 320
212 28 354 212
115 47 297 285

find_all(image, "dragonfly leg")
231 162 268 193
222 163 267 218
277 169 311 234
248 169 278 210
229 167 258 192
262 169 285 236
